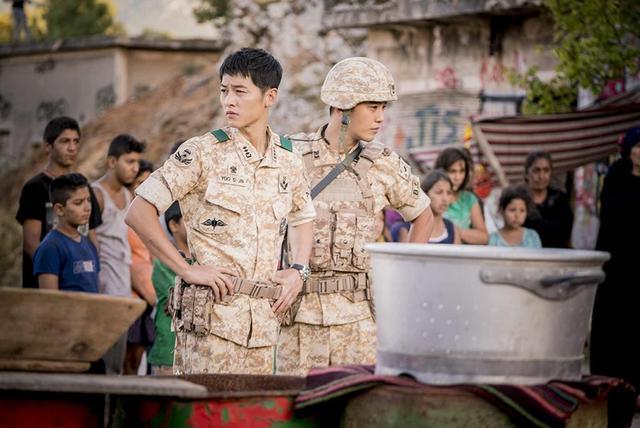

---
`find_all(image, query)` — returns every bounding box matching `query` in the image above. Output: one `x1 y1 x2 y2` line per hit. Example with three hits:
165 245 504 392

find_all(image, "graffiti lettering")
0 94 11 120
96 84 116 113
412 104 461 148
435 66 461 90
34 59 56 74
36 99 69 122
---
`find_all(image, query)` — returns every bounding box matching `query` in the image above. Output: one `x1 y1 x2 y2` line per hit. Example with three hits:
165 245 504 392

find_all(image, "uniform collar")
228 126 280 168
312 124 361 168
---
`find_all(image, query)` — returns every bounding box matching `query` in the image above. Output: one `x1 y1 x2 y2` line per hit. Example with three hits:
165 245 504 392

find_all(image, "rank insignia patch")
279 175 289 192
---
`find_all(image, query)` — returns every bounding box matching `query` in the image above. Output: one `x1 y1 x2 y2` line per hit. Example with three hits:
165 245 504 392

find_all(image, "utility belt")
168 276 284 334
302 272 372 303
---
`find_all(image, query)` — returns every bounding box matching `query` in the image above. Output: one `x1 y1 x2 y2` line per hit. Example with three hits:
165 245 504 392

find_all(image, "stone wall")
367 12 557 151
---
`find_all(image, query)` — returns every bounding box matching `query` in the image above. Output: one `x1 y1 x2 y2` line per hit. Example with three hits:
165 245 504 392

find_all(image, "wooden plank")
0 359 89 373
0 288 146 364
0 372 208 398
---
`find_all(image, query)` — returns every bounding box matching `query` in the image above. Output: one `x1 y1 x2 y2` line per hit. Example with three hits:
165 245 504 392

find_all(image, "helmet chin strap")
339 110 351 162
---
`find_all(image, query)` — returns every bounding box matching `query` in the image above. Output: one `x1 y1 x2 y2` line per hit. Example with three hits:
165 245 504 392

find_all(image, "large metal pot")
366 243 609 385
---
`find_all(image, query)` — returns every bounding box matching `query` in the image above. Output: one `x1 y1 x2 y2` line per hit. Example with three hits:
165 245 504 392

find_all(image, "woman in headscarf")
522 150 574 248
590 127 640 392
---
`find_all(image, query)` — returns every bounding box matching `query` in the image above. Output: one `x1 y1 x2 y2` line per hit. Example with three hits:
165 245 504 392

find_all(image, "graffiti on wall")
413 104 461 148
96 84 116 113
480 58 506 86
0 94 11 120
387 104 462 150
34 59 56 74
36 99 69 122
435 67 462 90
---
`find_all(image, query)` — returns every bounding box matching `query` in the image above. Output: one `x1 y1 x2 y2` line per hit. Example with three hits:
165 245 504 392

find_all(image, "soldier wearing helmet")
276 57 434 375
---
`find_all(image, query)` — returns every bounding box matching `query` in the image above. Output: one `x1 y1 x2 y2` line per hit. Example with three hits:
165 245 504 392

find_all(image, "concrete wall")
0 47 219 166
368 12 557 153
0 49 120 164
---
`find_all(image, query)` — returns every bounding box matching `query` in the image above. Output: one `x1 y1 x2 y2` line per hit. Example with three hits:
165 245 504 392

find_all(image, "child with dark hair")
125 159 157 374
33 173 99 293
488 186 541 248
16 116 102 288
434 147 488 244
93 133 146 374
147 201 190 375
421 169 460 244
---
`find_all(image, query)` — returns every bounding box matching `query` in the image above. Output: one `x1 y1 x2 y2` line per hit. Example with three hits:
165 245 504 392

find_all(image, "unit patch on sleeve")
398 158 411 181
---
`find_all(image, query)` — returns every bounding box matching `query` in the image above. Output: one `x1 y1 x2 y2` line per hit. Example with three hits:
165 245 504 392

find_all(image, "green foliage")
509 67 577 114
0 12 11 43
42 0 124 40
193 0 231 26
546 0 640 94
512 0 640 114
139 28 173 40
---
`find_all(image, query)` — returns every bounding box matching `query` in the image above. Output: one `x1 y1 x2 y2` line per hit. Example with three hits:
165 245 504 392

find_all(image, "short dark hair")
219 48 282 92
524 150 553 175
498 185 533 212
137 159 154 177
164 201 182 234
434 147 473 190
49 173 89 206
107 134 146 159
43 116 81 145
421 169 453 193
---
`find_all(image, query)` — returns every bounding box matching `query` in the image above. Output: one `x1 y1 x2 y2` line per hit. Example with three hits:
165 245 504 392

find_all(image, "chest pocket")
198 181 247 239
310 207 331 270
332 212 356 269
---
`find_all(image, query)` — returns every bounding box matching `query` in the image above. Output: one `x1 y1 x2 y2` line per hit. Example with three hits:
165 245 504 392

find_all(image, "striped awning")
408 102 640 185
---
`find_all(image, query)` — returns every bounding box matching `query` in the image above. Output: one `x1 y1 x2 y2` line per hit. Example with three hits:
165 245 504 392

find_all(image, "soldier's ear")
264 87 278 108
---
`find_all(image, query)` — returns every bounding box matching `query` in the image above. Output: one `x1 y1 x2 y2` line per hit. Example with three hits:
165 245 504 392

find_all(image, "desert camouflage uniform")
276 126 430 375
136 126 315 375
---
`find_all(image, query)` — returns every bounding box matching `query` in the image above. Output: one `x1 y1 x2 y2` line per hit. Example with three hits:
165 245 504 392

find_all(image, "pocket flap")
205 181 244 214
333 212 356 249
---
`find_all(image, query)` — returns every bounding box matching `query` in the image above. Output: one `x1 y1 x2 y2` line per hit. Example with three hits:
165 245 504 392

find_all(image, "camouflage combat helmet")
321 57 397 110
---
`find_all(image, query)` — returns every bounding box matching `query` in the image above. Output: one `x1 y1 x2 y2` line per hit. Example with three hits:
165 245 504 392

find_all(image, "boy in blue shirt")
33 173 100 293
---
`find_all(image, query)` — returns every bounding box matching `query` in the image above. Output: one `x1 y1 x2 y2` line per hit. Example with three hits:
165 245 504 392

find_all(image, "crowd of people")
12 48 640 393
15 116 184 374
384 146 573 250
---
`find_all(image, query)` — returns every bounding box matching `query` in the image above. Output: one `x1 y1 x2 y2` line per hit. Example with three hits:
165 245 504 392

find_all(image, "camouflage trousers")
173 331 275 375
275 316 376 376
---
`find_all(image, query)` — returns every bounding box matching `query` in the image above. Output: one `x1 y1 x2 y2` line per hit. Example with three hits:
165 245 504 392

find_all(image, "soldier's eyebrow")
220 83 249 91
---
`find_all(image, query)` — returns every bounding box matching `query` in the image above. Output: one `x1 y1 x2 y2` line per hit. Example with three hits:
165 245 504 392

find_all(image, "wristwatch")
290 264 311 282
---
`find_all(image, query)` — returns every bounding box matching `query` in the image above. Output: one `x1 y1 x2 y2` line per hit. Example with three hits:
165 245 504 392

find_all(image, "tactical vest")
300 141 386 274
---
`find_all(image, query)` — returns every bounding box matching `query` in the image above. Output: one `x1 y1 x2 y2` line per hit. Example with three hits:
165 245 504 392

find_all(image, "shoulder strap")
353 142 385 178
210 129 230 142
310 143 363 200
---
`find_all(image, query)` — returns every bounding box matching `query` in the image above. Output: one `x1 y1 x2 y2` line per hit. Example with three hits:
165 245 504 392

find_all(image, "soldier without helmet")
277 57 434 375
126 48 316 375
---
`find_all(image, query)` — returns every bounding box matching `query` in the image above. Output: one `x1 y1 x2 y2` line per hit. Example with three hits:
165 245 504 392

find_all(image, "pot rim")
365 243 610 263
